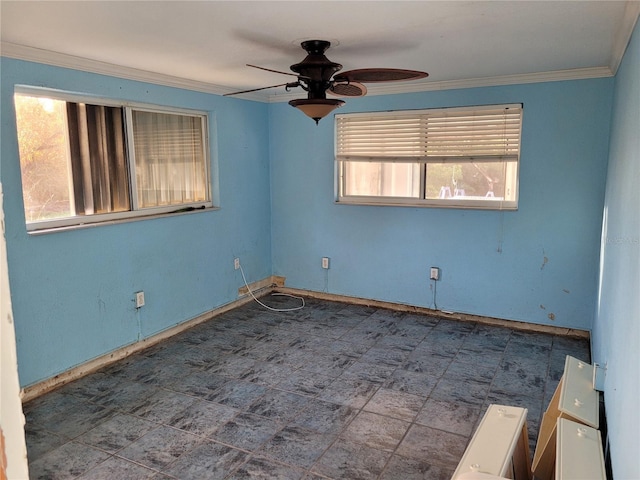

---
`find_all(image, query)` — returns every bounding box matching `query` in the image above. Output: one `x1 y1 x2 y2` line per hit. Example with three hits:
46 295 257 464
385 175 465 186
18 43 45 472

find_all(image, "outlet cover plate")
430 267 439 280
135 291 145 308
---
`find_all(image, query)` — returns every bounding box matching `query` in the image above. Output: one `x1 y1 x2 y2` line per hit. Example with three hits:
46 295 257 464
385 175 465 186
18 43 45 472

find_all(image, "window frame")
14 86 214 233
335 104 522 210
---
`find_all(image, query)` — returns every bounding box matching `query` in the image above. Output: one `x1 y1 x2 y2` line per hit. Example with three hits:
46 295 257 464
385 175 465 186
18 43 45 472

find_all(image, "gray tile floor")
24 297 590 479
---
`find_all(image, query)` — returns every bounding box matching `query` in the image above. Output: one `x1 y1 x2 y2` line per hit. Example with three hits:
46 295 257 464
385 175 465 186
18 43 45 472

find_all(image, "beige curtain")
132 110 207 209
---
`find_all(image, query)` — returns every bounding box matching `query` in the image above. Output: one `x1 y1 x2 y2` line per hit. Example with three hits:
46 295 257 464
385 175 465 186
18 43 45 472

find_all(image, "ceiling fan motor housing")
290 40 343 99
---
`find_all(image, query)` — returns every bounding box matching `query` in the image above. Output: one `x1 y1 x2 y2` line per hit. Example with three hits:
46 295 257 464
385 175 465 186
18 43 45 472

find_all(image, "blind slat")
337 154 519 163
336 104 522 162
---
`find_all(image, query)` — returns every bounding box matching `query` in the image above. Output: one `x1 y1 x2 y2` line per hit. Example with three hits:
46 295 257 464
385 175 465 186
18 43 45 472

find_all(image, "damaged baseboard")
274 286 590 339
23 275 284 403
238 275 285 297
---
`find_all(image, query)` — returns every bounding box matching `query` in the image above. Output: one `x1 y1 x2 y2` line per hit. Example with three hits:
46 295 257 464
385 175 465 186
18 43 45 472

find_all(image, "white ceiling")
1 1 639 102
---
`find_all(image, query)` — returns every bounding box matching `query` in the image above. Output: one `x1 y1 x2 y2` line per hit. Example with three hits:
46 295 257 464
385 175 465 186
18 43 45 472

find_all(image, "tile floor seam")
374 413 419 480
245 450 308 473
535 337 555 430
115 427 202 473
299 384 375 477
148 436 228 479
92 452 164 479
303 427 349 478
481 329 512 410
224 453 305 479
218 414 300 471
380 402 473 477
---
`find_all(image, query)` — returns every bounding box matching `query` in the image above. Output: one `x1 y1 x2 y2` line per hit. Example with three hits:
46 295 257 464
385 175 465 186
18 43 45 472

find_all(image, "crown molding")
610 1 640 74
1 41 614 105
0 42 267 102
267 66 614 103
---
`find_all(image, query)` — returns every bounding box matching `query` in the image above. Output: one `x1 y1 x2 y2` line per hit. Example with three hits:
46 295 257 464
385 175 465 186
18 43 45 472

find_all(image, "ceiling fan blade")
335 68 428 83
223 82 294 96
247 64 312 82
329 82 367 97
247 64 299 77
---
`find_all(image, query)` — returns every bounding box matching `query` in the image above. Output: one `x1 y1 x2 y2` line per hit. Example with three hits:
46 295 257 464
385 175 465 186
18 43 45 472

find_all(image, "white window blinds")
131 109 208 209
336 104 522 163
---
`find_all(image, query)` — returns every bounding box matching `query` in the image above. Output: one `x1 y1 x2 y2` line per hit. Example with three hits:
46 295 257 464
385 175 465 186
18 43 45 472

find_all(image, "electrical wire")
323 267 329 293
238 263 304 312
432 279 438 310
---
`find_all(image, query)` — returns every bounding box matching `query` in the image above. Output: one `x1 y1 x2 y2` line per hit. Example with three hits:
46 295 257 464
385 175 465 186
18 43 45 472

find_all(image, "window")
14 88 212 231
336 104 522 209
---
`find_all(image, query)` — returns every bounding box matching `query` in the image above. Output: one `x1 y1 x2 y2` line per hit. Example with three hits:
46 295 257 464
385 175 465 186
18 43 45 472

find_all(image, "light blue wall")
593 19 640 480
1 58 272 387
270 79 613 330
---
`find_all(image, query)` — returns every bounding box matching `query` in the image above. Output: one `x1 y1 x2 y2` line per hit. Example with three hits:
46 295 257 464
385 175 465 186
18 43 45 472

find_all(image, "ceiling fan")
224 39 428 124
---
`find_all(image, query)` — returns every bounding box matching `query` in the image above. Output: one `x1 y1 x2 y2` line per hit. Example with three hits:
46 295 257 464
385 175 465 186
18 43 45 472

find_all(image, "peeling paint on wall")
541 255 549 270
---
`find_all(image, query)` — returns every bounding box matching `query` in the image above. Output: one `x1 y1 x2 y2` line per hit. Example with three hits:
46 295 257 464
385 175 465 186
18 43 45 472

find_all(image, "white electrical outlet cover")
136 292 145 308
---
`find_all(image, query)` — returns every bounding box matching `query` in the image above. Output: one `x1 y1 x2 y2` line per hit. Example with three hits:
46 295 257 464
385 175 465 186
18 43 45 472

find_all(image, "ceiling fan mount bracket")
300 39 331 55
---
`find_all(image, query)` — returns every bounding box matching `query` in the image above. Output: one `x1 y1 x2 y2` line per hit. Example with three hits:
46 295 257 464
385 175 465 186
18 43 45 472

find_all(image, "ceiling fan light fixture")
288 98 345 124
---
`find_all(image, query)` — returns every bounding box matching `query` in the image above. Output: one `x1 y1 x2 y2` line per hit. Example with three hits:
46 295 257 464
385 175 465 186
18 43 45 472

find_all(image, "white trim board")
275 287 590 340
267 66 613 103
2 42 614 104
0 42 263 101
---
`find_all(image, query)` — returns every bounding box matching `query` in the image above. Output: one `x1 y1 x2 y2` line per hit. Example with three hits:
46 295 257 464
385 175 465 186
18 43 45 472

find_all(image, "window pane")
425 161 517 201
15 94 74 222
343 161 420 197
132 110 208 208
15 94 131 223
66 103 130 215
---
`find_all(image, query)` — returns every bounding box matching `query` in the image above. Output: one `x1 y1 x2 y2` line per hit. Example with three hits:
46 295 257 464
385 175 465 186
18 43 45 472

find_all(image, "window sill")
26 205 218 236
335 197 518 211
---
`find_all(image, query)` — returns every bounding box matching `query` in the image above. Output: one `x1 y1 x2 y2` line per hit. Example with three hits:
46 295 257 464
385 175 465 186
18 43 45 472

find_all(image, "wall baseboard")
22 280 588 403
21 279 280 403
238 275 285 296
275 287 590 340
